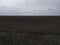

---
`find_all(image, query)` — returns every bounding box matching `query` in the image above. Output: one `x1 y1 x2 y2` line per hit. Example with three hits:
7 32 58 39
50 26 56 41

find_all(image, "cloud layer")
0 0 60 16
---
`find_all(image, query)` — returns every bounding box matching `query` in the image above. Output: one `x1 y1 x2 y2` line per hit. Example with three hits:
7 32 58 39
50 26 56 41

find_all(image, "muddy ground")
0 16 60 45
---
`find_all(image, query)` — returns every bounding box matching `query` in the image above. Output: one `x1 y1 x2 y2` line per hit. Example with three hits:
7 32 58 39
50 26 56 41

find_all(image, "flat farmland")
0 16 60 34
0 16 60 45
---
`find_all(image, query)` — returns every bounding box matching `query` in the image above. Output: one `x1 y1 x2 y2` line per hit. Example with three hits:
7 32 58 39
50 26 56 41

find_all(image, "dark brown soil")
0 16 60 45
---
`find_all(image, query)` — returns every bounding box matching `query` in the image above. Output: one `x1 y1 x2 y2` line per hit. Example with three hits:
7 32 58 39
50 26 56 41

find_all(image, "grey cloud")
0 0 60 16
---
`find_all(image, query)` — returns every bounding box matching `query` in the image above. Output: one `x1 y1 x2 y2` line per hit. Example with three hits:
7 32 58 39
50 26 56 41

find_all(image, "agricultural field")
0 16 60 45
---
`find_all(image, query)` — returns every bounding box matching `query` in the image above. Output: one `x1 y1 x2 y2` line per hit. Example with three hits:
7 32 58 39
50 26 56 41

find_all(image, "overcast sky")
0 0 60 16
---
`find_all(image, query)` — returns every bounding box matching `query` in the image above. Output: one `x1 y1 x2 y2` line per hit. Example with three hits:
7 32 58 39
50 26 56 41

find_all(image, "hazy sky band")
0 0 60 16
